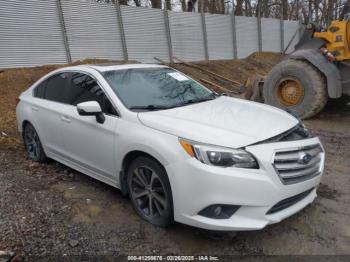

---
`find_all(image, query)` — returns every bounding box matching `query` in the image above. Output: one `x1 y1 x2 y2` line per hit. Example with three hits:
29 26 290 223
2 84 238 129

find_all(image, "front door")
60 72 119 181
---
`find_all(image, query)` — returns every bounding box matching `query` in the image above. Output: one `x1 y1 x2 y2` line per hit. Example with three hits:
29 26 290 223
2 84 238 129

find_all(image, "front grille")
266 188 314 214
273 144 323 184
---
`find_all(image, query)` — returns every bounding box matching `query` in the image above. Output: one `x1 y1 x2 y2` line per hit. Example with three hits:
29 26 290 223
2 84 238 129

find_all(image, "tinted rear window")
44 73 68 103
34 81 47 98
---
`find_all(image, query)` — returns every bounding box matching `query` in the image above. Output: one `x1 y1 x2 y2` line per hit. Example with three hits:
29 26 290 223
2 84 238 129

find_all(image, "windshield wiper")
129 105 174 111
130 94 218 111
178 93 218 106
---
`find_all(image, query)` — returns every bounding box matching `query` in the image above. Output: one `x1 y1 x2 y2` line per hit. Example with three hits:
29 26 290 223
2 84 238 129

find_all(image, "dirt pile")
0 53 283 148
171 52 283 93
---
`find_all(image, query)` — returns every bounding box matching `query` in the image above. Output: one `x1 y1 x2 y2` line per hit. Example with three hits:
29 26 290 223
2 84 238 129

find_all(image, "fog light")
198 204 240 219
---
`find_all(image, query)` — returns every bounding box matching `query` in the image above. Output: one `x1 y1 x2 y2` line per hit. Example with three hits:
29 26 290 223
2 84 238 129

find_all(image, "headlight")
179 139 258 169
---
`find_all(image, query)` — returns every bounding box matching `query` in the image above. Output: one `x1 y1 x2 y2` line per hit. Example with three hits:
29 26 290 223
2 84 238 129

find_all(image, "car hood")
137 96 299 148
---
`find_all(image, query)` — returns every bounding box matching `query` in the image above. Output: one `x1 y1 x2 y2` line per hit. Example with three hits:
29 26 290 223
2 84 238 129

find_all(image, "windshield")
102 68 215 111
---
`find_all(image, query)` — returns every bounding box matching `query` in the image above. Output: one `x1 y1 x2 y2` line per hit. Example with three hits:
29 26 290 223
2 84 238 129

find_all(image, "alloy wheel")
129 166 168 218
24 124 40 160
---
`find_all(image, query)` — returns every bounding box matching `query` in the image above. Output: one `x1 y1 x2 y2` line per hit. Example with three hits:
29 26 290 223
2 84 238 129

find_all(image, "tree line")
98 0 350 25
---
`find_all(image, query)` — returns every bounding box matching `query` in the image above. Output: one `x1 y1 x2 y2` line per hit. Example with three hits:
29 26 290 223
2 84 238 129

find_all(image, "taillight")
16 97 20 106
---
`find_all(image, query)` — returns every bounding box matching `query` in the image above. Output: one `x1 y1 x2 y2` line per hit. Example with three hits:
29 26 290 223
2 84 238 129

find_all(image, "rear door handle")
31 106 39 111
60 116 71 123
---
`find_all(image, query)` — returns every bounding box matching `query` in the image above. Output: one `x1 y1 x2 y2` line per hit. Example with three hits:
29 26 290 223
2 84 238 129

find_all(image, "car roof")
61 63 169 73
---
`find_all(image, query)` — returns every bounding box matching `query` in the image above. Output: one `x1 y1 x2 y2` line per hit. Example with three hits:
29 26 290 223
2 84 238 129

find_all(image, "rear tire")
263 59 328 119
127 156 174 227
23 123 47 163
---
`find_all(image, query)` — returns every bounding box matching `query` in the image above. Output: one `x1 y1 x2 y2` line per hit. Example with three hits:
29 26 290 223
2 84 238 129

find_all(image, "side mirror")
77 101 105 124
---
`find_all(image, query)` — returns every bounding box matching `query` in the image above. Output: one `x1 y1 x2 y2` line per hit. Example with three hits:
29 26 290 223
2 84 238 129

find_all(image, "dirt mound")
181 52 283 82
0 53 283 148
170 52 284 94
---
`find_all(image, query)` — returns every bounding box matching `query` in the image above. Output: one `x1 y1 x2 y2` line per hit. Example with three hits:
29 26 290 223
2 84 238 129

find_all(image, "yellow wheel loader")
262 19 350 119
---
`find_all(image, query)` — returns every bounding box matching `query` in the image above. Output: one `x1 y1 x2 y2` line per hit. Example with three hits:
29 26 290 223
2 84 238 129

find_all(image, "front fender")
115 120 183 176
115 121 182 196
290 49 342 98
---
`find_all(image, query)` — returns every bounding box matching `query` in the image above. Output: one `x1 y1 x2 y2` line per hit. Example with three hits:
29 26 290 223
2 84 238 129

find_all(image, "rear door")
60 71 119 180
31 73 69 157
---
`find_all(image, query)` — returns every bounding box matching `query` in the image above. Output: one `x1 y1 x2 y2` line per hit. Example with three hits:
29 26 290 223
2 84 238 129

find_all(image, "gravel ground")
0 106 349 261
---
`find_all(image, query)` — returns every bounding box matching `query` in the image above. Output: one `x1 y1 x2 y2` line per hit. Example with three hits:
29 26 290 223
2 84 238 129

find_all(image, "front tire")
263 59 328 119
127 156 174 227
23 123 47 163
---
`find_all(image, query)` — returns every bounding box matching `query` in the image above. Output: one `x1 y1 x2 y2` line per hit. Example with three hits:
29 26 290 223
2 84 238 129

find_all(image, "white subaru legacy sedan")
16 64 325 231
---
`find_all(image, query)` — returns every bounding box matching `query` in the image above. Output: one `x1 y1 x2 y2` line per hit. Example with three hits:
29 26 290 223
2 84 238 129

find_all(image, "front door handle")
60 116 71 123
31 106 39 111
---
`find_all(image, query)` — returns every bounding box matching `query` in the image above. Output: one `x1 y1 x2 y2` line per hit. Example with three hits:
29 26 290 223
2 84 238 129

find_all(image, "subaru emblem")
298 152 312 164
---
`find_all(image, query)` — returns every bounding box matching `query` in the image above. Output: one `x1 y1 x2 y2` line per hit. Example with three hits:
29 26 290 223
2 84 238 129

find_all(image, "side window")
66 72 117 115
43 73 68 103
34 81 47 98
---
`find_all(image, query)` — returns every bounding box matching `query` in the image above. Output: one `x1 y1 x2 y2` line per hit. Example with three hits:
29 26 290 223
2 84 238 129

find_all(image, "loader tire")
263 59 328 119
